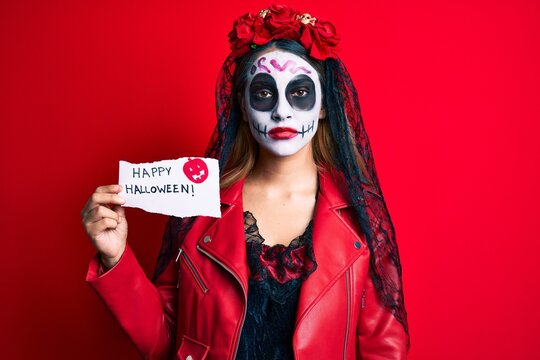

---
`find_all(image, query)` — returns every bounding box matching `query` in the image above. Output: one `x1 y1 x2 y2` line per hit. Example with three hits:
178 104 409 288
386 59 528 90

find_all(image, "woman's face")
243 49 323 157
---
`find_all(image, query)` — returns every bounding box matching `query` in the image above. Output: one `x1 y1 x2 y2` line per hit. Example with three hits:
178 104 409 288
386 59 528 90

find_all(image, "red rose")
268 4 297 18
265 4 298 31
299 19 340 60
271 25 301 42
252 15 272 45
314 20 340 46
228 12 256 55
253 23 301 45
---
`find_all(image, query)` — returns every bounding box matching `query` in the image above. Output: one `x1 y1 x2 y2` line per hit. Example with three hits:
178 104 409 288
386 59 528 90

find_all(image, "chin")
260 141 312 157
270 149 299 157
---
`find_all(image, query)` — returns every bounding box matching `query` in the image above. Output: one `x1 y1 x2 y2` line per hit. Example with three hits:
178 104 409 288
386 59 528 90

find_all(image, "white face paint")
244 50 322 157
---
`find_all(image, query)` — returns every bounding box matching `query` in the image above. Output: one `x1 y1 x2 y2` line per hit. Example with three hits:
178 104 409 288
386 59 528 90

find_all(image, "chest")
242 188 317 247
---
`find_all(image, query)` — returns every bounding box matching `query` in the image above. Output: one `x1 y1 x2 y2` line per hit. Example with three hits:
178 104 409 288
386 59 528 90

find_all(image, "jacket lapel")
196 178 249 295
295 171 367 326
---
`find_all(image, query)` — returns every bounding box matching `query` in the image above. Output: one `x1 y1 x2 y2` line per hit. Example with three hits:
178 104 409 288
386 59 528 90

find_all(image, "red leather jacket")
86 171 408 359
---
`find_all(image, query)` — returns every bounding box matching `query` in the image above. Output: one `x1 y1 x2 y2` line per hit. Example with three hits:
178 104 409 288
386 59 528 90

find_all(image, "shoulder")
219 177 245 206
317 169 352 208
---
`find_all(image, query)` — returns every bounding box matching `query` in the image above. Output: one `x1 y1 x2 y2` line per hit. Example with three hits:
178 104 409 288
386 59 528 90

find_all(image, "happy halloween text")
124 166 195 195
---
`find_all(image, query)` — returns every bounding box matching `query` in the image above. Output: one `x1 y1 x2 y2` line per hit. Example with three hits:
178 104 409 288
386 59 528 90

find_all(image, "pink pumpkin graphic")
183 158 209 184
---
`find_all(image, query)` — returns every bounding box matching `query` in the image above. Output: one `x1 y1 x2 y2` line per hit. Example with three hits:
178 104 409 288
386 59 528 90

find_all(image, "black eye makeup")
248 73 317 112
249 73 277 112
285 75 316 111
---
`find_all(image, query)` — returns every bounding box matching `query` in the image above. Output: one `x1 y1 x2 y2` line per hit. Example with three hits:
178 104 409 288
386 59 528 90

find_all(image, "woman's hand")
81 185 128 269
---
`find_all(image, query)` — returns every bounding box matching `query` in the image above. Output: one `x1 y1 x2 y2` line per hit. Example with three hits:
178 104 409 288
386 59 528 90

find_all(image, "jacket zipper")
176 248 182 288
176 248 208 293
197 244 247 360
361 289 366 309
361 288 366 309
344 270 351 360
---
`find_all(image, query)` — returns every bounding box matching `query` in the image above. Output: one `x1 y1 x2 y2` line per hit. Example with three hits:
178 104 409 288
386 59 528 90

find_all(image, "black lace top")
235 211 317 360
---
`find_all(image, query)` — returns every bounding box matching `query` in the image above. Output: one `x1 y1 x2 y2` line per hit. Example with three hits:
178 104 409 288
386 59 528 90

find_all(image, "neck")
248 143 318 192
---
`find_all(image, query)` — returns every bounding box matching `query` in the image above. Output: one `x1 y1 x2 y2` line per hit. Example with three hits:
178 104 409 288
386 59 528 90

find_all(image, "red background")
2 0 539 359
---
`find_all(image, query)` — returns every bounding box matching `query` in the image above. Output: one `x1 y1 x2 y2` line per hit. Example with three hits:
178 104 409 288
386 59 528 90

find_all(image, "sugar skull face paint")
244 50 322 157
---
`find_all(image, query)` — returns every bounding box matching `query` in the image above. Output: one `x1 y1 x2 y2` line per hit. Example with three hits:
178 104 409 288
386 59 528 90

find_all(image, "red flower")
228 12 256 56
314 20 340 47
249 15 269 45
228 5 340 60
265 4 297 31
299 20 340 60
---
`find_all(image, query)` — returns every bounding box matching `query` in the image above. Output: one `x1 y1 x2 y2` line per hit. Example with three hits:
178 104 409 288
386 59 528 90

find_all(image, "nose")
271 94 293 122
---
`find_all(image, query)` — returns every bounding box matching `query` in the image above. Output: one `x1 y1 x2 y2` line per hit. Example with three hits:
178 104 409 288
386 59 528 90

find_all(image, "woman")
81 5 409 359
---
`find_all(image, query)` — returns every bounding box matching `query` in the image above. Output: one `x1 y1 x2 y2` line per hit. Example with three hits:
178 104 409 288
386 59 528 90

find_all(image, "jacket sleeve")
86 244 178 360
356 273 408 360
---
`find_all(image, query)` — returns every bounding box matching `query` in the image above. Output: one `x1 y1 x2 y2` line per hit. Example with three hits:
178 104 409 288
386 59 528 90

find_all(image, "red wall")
2 0 539 359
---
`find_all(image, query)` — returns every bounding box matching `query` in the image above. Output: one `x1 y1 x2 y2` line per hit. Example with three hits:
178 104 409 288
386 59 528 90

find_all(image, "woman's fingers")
90 192 125 207
81 185 128 261
81 190 125 218
95 184 122 194
113 205 126 223
84 205 120 224
86 217 119 237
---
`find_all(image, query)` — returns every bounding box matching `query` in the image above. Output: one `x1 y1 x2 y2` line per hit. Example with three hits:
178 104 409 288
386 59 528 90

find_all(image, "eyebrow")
251 79 275 87
249 73 277 89
286 75 315 87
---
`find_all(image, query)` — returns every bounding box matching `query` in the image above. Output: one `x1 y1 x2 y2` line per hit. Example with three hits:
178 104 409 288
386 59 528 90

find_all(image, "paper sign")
118 157 221 218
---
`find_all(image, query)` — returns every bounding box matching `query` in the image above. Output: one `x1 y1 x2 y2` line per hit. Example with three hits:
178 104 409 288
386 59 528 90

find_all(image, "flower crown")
228 4 340 60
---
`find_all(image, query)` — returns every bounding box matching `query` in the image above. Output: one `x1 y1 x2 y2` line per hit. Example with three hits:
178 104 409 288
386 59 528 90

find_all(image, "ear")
237 92 248 122
319 106 326 119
